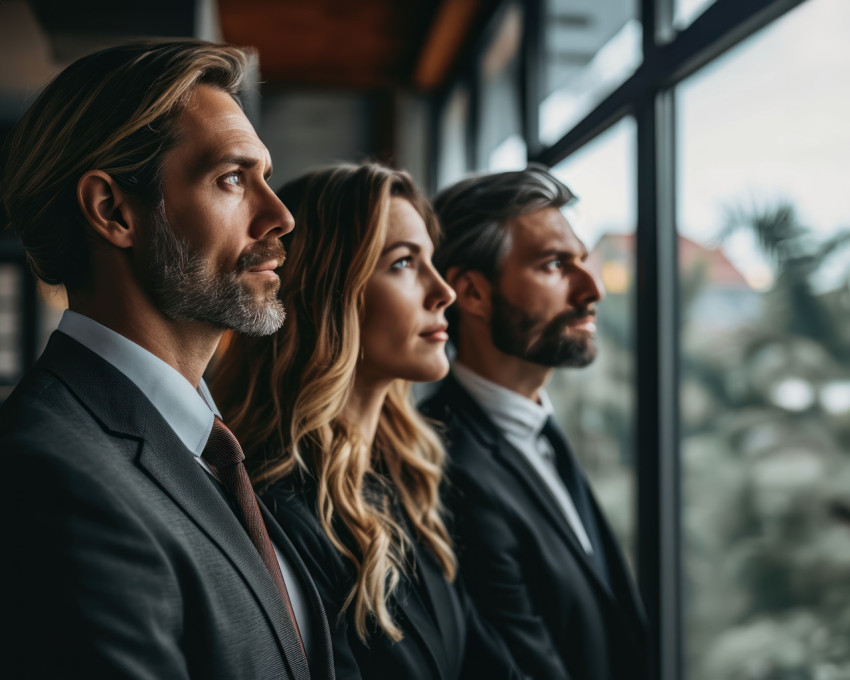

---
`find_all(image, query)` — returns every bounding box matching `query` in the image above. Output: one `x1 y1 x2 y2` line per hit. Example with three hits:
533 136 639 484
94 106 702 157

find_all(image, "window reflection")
674 0 716 31
437 84 471 190
478 2 526 171
550 116 637 569
540 0 641 145
0 265 21 385
677 0 850 676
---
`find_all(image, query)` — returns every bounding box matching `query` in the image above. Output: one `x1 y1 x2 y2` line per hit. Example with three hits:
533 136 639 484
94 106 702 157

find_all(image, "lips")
239 241 287 273
248 259 282 273
420 323 449 342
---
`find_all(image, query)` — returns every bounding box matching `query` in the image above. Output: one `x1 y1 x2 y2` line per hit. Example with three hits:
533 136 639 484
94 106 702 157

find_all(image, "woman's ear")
77 170 140 249
447 267 492 321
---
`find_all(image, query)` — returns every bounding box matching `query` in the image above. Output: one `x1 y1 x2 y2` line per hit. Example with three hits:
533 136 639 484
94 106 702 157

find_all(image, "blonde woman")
212 163 519 680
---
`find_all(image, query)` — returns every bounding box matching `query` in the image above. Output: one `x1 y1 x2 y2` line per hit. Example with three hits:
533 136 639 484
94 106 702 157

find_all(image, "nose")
569 262 604 307
425 264 456 311
250 183 295 241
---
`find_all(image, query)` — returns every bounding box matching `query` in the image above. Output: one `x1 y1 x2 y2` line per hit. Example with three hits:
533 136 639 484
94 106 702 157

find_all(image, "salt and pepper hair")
431 163 576 338
432 163 576 281
2 41 252 290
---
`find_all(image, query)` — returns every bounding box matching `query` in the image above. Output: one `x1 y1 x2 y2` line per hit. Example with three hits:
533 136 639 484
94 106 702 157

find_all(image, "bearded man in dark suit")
0 41 333 680
420 166 651 680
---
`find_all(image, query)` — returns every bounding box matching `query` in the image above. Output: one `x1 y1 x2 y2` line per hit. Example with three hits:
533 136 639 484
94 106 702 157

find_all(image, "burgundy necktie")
203 416 307 659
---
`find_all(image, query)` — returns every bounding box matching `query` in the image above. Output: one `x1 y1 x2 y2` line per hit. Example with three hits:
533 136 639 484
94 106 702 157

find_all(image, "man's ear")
77 170 141 249
447 266 492 321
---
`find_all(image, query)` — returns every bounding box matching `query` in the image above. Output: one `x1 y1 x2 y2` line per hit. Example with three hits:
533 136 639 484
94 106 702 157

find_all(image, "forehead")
386 197 431 245
166 84 270 172
505 206 586 260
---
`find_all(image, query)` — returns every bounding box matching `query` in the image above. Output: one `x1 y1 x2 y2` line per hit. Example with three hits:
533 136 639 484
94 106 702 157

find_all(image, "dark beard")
142 202 287 336
490 290 597 368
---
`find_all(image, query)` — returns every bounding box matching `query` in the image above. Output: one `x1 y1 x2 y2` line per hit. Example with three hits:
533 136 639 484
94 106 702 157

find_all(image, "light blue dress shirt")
57 310 313 655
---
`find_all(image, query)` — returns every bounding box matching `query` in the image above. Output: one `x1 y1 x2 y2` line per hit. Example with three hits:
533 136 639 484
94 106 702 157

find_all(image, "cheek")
362 291 415 350
513 277 565 312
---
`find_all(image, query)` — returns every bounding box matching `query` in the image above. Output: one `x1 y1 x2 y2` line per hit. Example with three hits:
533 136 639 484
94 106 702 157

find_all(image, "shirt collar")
452 361 553 441
58 310 220 457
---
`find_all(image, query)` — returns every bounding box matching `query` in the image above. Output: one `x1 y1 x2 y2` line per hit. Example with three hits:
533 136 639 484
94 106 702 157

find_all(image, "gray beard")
143 202 286 337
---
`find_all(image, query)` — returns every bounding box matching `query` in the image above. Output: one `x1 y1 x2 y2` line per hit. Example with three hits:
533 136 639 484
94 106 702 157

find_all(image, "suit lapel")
440 374 618 601
136 436 311 680
587 491 649 636
260 499 335 680
40 333 314 679
491 436 616 598
407 542 464 680
545 415 648 632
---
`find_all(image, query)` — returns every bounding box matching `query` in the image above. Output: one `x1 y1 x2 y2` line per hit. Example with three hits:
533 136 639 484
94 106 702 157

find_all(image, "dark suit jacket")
263 476 524 680
420 374 650 680
0 332 334 679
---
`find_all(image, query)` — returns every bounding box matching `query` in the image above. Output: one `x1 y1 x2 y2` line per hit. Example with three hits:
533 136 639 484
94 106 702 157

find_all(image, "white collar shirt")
451 361 594 554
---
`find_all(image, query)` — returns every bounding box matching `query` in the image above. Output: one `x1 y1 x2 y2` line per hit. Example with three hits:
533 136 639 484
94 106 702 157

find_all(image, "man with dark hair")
0 41 333 679
421 165 650 680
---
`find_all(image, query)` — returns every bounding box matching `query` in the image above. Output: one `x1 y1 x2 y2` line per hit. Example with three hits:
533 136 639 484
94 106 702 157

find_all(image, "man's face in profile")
489 206 604 368
137 85 293 336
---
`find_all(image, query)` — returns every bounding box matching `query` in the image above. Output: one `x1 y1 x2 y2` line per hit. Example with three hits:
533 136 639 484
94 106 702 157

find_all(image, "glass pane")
478 2 526 171
0 264 21 384
674 0 717 31
550 116 638 569
539 0 641 146
437 84 472 191
677 0 850 677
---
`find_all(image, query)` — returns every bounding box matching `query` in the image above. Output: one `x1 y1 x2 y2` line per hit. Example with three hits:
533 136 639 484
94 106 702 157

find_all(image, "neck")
68 288 221 389
455 328 551 403
346 375 392 448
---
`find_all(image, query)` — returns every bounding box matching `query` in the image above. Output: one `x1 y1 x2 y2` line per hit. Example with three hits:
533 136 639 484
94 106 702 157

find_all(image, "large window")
433 0 844 676
677 0 850 676
550 117 638 567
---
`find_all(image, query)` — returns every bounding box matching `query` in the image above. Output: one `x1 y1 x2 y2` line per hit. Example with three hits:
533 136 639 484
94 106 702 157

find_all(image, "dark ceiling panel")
30 0 195 38
219 0 441 89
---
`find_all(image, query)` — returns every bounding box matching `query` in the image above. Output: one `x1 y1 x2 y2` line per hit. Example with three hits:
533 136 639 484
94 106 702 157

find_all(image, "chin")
403 358 451 384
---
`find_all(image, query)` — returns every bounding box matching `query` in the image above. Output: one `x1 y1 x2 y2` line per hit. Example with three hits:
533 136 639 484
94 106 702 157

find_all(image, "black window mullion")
637 85 682 680
520 0 543 161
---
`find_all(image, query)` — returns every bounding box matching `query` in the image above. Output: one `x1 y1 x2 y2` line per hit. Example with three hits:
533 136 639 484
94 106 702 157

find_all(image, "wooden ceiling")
219 0 485 91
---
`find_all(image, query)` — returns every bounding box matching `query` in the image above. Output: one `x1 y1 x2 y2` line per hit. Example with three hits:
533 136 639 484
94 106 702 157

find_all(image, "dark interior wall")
258 88 432 194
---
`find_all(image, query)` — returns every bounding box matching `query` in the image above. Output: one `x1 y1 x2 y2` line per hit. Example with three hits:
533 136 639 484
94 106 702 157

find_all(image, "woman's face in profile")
358 197 456 386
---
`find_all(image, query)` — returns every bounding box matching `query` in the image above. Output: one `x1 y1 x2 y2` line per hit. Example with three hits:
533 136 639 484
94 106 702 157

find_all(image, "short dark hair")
432 163 576 338
1 40 252 290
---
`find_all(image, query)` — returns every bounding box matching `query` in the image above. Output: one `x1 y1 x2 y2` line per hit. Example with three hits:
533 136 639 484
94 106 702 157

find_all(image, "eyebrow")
381 240 428 257
538 247 589 261
209 154 273 180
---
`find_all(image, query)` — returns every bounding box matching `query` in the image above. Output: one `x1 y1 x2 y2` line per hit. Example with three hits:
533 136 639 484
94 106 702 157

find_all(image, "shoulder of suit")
1 364 103 450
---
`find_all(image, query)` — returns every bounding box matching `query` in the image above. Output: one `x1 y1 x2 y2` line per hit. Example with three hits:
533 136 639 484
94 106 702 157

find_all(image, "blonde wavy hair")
212 162 456 643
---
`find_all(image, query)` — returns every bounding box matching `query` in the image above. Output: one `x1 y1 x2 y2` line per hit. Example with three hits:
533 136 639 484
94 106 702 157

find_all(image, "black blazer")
0 332 334 680
263 476 523 680
420 374 651 680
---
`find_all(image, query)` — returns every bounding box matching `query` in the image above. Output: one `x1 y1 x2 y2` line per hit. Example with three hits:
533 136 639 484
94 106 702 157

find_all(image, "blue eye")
391 256 413 271
221 171 242 187
543 259 563 271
